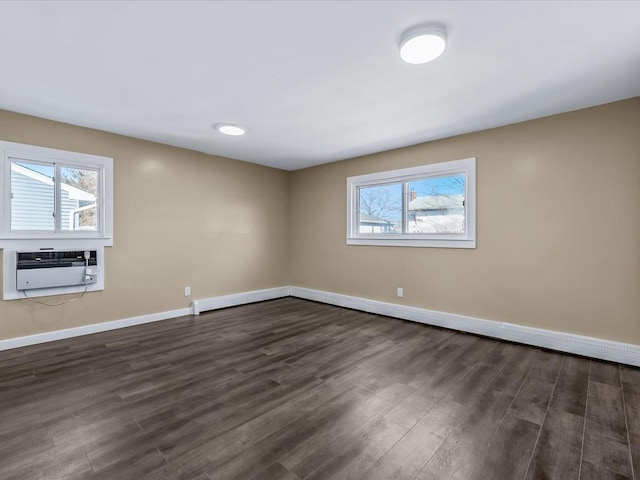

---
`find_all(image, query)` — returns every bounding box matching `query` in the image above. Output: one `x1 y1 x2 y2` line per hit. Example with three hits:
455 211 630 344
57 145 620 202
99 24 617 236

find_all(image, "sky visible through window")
17 162 53 177
411 174 465 196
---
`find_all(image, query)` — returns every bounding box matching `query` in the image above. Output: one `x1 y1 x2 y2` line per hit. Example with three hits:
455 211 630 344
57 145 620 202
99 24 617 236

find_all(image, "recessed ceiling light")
215 123 246 136
399 27 447 64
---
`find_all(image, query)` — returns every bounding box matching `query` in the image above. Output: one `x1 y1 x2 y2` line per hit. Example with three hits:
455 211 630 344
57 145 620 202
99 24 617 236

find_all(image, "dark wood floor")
1 297 639 480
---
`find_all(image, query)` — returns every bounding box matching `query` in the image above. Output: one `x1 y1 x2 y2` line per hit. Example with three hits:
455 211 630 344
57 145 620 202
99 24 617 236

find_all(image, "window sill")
0 237 113 250
347 237 476 248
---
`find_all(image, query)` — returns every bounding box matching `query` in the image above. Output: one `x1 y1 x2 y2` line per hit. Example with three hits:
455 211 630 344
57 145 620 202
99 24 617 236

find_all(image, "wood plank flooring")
0 297 638 480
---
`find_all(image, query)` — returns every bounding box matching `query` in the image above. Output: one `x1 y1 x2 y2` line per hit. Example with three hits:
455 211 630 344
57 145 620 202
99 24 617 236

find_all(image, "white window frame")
346 157 476 248
0 140 113 246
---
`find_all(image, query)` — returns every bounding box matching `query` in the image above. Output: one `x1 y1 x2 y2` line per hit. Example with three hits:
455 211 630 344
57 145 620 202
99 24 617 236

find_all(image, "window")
346 158 476 248
0 141 113 244
1 141 112 300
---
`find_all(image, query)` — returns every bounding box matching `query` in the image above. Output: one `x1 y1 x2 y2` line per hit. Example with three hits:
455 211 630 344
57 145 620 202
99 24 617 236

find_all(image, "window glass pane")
10 161 55 231
358 183 402 234
407 174 465 234
60 166 98 231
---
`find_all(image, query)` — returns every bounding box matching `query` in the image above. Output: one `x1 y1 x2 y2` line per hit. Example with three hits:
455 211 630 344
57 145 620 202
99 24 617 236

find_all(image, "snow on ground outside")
408 214 464 233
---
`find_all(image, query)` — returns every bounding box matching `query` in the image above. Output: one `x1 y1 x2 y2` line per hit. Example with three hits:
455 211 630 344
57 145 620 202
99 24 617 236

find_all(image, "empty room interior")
1 1 639 479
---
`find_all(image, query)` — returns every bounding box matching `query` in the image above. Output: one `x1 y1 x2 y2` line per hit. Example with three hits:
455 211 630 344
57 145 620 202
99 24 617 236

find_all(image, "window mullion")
402 181 408 234
54 163 61 233
97 167 103 235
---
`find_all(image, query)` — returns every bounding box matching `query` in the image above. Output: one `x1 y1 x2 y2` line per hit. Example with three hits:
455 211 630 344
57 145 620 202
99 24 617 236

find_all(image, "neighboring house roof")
409 194 464 211
11 162 96 201
359 213 393 225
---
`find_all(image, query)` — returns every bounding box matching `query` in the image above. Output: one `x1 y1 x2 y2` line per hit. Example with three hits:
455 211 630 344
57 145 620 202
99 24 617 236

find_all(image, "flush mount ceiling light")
215 123 246 136
399 26 447 64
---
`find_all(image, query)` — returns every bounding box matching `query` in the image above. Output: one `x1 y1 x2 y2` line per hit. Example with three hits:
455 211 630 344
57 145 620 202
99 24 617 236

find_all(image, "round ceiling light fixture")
215 123 246 136
399 26 447 64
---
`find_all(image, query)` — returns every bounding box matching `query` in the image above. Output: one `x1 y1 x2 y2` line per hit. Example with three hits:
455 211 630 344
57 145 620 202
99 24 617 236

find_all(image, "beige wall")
1 99 639 346
289 98 640 344
0 110 290 340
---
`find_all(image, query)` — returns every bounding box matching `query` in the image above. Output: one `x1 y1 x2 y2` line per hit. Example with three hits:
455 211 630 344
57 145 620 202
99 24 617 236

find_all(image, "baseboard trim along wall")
287 287 640 368
0 306 193 352
190 286 290 315
0 287 290 352
2 285 639 368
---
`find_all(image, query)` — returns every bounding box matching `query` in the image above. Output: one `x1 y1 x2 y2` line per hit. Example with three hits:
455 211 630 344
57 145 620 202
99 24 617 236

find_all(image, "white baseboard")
191 286 290 315
0 286 291 352
0 307 192 352
289 286 640 368
3 285 639 368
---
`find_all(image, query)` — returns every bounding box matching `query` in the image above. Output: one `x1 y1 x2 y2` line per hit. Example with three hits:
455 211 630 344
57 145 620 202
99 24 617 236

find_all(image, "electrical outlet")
397 287 404 298
184 286 191 297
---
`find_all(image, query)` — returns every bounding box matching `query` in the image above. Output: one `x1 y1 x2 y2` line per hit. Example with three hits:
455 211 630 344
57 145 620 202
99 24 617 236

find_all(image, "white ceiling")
0 1 639 171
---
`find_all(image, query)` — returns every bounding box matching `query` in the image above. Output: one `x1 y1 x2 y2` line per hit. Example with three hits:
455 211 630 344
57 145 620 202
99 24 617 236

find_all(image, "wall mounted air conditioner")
16 250 98 291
